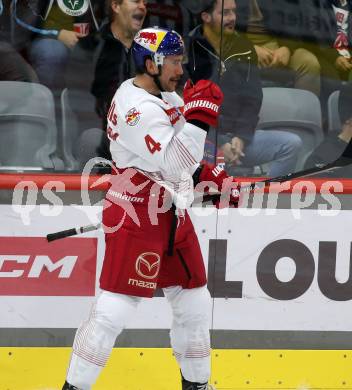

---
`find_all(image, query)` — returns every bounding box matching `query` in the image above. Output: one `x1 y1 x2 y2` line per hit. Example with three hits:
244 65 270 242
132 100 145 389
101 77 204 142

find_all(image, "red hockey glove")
194 164 240 208
183 79 224 127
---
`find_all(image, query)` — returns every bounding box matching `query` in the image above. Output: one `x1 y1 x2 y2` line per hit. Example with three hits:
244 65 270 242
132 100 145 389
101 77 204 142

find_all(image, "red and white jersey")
332 2 351 58
106 78 207 208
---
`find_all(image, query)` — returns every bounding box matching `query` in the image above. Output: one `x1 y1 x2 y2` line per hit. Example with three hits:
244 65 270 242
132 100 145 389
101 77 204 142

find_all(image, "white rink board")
214 208 352 331
0 205 352 330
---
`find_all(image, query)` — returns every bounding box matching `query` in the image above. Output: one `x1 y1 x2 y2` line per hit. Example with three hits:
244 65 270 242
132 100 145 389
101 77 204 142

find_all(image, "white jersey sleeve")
108 83 207 176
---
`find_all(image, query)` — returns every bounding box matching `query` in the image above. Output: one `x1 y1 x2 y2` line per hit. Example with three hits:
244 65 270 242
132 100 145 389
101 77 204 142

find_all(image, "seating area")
327 90 342 133
60 87 101 171
0 79 104 171
257 88 324 171
0 80 340 175
0 81 64 171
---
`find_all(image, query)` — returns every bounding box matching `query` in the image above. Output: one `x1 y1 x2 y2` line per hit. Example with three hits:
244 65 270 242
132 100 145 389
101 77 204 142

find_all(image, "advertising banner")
0 205 351 331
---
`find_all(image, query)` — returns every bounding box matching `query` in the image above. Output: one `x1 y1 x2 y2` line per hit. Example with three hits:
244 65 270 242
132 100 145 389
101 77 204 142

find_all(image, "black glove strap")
188 119 210 133
192 165 204 186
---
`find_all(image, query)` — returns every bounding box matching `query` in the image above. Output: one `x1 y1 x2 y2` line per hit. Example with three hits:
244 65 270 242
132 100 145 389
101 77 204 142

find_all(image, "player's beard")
166 77 181 92
157 73 180 93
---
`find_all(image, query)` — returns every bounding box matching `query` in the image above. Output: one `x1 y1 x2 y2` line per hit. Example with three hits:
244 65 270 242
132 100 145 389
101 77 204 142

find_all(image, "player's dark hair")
135 55 153 74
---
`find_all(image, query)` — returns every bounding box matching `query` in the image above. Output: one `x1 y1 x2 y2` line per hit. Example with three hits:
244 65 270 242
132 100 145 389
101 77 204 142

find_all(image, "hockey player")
62 27 239 390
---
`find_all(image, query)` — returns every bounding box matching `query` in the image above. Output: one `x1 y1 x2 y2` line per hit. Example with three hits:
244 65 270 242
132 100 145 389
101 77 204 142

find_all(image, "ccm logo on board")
0 237 97 296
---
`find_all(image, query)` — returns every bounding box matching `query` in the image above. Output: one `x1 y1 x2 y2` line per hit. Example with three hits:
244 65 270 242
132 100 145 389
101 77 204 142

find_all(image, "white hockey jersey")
107 78 207 208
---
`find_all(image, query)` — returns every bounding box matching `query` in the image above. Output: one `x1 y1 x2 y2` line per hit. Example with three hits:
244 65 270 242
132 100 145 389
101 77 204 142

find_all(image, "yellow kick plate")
1 348 351 390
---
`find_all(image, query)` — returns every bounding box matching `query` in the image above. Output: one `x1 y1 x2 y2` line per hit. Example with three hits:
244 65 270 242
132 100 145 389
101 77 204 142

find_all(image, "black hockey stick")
202 136 352 202
259 135 352 183
46 224 101 242
46 137 352 242
203 139 352 201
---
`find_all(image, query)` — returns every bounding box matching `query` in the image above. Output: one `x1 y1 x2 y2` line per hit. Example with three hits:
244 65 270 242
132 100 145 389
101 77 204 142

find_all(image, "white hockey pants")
66 286 212 389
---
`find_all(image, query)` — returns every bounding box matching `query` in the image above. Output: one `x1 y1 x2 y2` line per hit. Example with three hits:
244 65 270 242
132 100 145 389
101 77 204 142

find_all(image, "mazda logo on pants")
135 252 161 280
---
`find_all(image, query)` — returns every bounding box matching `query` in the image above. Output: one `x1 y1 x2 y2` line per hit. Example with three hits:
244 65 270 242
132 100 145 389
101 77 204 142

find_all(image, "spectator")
91 0 147 124
0 43 38 82
13 0 102 91
235 0 321 96
0 0 37 82
304 82 352 176
329 0 352 80
76 0 147 167
187 0 303 177
307 0 352 98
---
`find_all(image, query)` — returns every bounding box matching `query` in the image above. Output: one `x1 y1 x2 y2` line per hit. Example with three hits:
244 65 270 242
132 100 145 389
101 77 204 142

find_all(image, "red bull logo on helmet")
139 31 158 45
135 28 167 52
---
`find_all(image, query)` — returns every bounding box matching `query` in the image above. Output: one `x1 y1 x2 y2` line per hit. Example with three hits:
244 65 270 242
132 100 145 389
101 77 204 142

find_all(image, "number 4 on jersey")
145 134 162 154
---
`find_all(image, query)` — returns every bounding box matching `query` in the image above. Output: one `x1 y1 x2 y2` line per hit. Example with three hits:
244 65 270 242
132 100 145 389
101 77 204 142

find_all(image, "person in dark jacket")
0 0 37 82
304 82 352 177
91 0 147 123
187 0 302 176
13 0 102 90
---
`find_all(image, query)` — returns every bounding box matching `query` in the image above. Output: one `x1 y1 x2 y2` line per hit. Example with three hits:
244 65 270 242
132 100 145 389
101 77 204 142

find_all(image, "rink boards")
1 180 352 389
2 348 352 389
